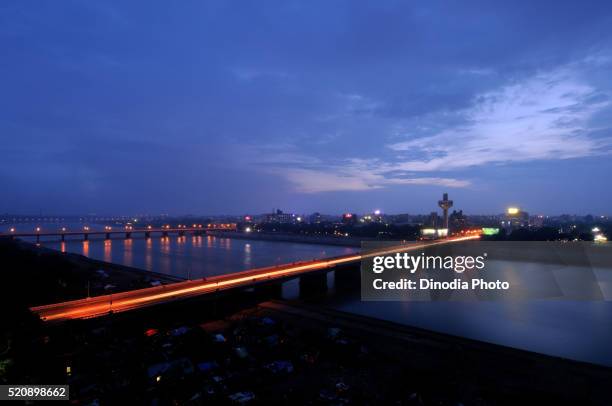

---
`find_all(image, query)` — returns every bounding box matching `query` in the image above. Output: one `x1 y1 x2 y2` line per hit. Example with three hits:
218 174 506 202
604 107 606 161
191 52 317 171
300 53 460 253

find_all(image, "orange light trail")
31 236 479 322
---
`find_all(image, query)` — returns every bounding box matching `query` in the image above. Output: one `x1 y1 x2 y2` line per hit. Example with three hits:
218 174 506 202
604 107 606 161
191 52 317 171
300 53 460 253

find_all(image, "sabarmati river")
24 226 612 367
35 233 355 279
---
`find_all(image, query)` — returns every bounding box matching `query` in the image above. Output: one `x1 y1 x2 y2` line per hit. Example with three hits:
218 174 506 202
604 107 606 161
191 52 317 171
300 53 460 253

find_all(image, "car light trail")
31 236 479 322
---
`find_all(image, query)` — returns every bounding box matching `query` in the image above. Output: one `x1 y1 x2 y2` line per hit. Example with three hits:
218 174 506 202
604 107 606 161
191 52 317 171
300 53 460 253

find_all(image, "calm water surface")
28 229 612 367
38 234 356 279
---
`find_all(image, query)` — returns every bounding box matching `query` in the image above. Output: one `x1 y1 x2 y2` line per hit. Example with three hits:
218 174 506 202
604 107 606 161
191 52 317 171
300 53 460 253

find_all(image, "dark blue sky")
1 1 612 215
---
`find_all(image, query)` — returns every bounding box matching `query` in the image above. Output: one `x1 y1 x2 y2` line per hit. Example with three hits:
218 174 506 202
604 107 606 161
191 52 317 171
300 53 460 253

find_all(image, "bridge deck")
30 236 479 322
1 227 231 238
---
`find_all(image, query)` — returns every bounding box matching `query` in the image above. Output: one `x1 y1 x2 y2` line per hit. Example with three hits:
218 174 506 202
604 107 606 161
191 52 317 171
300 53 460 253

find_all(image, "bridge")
30 235 479 322
1 224 237 242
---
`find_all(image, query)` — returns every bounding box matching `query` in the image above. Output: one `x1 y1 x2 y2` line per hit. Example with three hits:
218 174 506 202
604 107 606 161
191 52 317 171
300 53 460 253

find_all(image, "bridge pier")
162 231 168 237
105 233 111 240
61 234 65 242
36 234 40 243
178 230 185 236
83 233 88 241
145 231 151 238
253 283 283 300
299 272 328 299
334 265 361 292
125 232 131 239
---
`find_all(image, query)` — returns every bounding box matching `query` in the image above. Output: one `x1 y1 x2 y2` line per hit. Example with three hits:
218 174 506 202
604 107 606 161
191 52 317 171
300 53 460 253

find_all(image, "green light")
482 228 500 235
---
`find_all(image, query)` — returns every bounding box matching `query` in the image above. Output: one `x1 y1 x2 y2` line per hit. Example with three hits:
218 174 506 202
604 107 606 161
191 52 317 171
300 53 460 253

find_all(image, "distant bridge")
0 224 237 242
31 235 480 322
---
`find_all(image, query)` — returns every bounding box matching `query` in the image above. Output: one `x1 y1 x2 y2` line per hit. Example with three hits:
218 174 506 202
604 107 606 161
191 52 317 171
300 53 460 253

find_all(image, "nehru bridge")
1 224 237 242
30 235 480 322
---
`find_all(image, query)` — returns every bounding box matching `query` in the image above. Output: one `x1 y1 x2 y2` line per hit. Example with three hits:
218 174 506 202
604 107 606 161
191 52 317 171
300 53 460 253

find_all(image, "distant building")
361 210 383 223
342 213 358 225
449 210 467 232
438 193 454 230
265 209 295 224
428 212 439 228
502 207 529 230
530 215 545 228
309 212 322 224
420 227 448 239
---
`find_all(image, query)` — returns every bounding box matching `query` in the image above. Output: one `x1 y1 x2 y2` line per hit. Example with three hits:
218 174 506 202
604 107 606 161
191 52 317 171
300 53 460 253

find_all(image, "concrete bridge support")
125 232 131 239
334 265 361 292
162 231 168 237
105 233 111 240
254 283 283 300
61 234 65 242
299 272 328 299
145 231 151 238
178 230 185 236
83 233 88 241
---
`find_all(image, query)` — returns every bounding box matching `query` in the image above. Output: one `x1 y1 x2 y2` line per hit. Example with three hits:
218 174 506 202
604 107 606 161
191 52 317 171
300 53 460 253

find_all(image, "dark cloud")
1 0 612 215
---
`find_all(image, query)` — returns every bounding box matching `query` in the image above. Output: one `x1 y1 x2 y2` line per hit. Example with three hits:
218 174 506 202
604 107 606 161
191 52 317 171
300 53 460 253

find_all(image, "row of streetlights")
6 224 207 233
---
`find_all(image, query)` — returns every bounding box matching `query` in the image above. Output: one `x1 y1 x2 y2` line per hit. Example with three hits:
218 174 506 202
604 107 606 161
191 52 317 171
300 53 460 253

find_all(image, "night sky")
1 1 612 215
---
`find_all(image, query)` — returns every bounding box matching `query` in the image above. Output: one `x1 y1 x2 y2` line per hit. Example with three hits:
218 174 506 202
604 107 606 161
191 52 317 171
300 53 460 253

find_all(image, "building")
530 215 545 228
309 212 322 224
342 213 358 225
361 210 384 223
449 210 467 232
502 207 529 230
438 193 453 230
428 212 439 228
265 209 295 224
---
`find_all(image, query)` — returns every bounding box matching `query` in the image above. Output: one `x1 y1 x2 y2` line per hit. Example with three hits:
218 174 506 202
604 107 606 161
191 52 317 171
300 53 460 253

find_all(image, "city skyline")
2 1 612 215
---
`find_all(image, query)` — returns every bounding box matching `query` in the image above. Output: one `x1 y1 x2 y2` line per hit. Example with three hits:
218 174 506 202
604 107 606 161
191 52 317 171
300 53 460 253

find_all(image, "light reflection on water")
24 227 612 367
37 234 355 280
104 240 112 263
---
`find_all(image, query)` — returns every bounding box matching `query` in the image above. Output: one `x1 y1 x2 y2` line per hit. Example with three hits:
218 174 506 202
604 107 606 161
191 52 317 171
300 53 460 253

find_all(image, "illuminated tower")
438 193 453 230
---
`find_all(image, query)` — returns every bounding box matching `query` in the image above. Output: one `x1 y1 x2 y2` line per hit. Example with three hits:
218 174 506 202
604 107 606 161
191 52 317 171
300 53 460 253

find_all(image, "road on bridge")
31 235 479 322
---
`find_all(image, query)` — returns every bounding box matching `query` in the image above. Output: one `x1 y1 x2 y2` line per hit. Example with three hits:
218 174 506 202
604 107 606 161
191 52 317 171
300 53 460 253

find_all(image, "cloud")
240 61 611 194
231 67 293 82
387 65 611 172
282 165 469 193
249 152 470 193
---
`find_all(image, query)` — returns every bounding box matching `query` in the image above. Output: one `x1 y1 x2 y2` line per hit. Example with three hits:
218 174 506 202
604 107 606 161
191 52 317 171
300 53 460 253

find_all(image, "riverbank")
0 237 183 308
258 300 612 403
15 297 611 405
206 230 366 247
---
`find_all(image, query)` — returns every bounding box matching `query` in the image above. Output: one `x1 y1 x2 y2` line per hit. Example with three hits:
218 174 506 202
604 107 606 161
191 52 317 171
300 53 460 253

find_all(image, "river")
25 228 612 367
